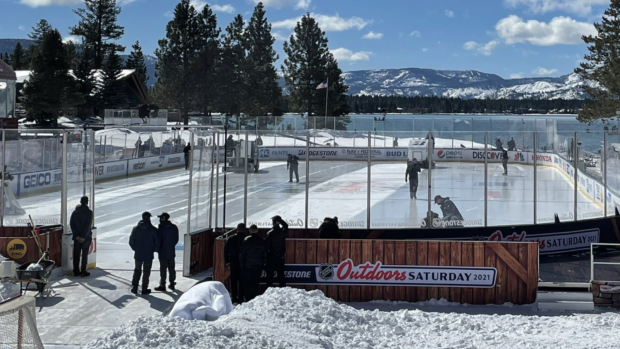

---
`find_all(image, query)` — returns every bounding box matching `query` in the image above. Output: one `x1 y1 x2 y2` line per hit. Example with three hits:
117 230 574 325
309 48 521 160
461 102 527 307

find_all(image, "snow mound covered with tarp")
85 287 620 349
168 281 233 321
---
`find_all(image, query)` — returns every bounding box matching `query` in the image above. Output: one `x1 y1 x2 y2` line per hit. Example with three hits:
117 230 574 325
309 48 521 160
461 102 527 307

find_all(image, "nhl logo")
319 263 334 280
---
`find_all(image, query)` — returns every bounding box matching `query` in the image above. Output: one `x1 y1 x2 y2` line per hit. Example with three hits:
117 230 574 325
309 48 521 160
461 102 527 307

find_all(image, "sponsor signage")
128 153 184 174
436 150 463 160
488 228 599 254
259 259 497 288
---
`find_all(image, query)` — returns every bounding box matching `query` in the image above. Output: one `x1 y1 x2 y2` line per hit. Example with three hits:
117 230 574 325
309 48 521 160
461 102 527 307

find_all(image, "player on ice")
434 195 464 223
502 148 509 175
287 154 299 183
405 158 422 199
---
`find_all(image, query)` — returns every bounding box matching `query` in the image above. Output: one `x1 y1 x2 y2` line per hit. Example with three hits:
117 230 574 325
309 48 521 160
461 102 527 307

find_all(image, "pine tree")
244 3 282 116
282 14 330 118
10 43 25 70
70 0 125 69
574 0 620 123
26 19 54 67
96 48 127 110
324 54 350 129
155 0 202 124
21 29 81 127
125 41 149 92
194 4 221 115
73 45 96 118
216 14 246 117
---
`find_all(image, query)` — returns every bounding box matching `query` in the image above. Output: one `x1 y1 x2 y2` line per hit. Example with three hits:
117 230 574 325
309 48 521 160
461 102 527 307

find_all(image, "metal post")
187 132 195 235
367 132 371 229
0 130 5 226
305 134 310 229
484 132 488 227
574 131 578 221
534 133 537 224
604 132 608 217
215 132 220 229
209 134 214 227
243 131 248 225
61 133 68 235
223 127 228 229
427 135 432 228
325 77 329 125
90 130 95 228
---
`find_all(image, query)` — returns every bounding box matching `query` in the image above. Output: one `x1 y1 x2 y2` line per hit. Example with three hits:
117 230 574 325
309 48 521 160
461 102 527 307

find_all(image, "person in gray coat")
129 212 160 295
154 212 179 292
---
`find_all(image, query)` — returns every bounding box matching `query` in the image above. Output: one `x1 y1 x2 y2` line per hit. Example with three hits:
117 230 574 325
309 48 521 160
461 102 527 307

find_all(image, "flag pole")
325 77 329 129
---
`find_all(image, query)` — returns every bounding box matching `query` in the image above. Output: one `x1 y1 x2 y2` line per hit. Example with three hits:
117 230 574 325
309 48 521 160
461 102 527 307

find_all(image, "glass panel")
576 131 604 220
538 131 576 222
189 129 214 233
605 130 620 216
66 129 95 231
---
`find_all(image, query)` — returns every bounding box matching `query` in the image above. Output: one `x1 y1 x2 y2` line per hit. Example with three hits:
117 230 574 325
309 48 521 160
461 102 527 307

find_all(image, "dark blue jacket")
158 220 179 260
69 205 93 241
129 220 159 262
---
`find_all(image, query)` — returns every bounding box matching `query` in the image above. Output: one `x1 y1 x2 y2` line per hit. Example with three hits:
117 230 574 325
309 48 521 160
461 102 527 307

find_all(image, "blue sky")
0 0 610 78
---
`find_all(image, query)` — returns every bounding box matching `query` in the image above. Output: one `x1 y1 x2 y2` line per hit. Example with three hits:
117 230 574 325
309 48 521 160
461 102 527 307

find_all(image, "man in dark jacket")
265 215 288 287
287 154 299 183
69 196 93 277
318 217 341 239
224 223 248 303
183 143 191 170
154 212 179 292
239 224 265 301
129 212 160 295
406 158 422 199
502 148 509 175
434 195 464 221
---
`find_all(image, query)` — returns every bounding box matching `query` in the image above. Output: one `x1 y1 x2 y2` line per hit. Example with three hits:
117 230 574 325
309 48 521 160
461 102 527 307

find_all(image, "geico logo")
168 157 181 164
133 162 146 170
23 173 51 188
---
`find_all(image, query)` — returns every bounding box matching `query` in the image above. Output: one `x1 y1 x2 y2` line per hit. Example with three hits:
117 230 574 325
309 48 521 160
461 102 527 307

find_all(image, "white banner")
488 228 599 254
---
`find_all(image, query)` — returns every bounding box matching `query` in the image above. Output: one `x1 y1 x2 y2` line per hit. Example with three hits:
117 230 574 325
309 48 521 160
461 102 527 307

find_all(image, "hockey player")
405 158 422 199
502 148 509 175
287 154 299 183
434 195 464 222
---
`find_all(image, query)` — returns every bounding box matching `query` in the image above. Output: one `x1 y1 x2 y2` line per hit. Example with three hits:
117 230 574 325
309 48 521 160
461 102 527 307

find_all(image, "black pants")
289 165 299 182
409 178 419 198
159 259 176 287
266 258 286 287
242 267 262 301
502 160 508 174
229 264 244 301
72 238 91 274
184 154 189 170
132 260 153 289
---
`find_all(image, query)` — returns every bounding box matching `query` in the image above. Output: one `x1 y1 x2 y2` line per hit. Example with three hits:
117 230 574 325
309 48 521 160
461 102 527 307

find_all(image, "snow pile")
86 287 620 349
168 281 233 321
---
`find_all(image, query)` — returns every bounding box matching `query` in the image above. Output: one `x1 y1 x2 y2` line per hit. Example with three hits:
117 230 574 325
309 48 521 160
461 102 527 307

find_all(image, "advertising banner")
488 228 599 254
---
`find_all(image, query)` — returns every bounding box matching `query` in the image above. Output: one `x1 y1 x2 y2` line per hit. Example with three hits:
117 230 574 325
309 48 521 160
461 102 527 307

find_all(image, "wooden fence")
184 228 216 276
0 226 63 265
213 238 539 305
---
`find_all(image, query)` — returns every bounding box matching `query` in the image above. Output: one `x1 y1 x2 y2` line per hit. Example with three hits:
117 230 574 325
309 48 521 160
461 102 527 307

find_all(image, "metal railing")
590 242 620 283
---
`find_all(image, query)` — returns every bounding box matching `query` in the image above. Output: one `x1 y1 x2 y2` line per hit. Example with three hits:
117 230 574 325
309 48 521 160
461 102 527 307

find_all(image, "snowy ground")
84 287 620 349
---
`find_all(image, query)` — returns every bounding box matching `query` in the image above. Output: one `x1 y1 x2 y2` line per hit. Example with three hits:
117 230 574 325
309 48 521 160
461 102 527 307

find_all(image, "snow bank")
85 287 620 349
168 281 233 321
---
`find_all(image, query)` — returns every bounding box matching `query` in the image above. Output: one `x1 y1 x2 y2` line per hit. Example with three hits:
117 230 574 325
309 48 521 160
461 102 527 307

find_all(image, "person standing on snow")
69 196 93 277
265 215 288 287
239 224 265 301
406 158 422 199
183 142 191 170
154 212 179 292
129 212 160 295
287 154 299 183
224 223 248 303
502 148 509 175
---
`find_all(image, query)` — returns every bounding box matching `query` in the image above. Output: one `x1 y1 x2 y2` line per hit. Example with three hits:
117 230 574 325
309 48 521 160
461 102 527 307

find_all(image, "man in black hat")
287 154 299 183
434 195 463 221
183 143 191 170
265 215 288 287
224 223 248 303
129 212 159 295
69 196 93 277
154 212 179 292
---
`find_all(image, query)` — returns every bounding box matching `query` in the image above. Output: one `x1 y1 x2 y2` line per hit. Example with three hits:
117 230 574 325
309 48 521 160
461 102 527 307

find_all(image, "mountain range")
1 38 590 99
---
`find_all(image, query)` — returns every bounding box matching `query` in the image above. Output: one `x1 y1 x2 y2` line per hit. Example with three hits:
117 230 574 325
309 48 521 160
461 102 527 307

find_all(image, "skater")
154 212 179 292
69 196 93 277
239 224 265 302
183 142 191 170
255 135 263 146
129 212 160 295
434 195 464 221
406 158 422 199
393 137 399 147
287 154 299 183
502 148 509 175
224 223 248 303
265 215 288 287
318 217 341 239
507 137 516 151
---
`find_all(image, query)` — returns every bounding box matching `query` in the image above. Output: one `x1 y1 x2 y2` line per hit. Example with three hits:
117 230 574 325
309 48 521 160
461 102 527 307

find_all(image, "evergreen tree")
10 43 25 70
73 45 96 118
155 0 202 124
194 4 221 115
125 41 149 92
244 2 282 116
64 40 79 66
21 29 81 127
26 19 54 67
96 48 127 110
282 14 330 118
324 54 350 129
216 14 246 117
574 0 620 123
70 0 125 69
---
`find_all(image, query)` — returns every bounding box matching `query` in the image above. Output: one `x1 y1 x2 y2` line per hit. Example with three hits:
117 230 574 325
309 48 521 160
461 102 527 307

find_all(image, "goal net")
0 296 44 349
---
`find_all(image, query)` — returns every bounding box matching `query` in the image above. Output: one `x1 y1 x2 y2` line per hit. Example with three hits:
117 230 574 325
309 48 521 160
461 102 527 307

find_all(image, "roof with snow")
0 59 16 81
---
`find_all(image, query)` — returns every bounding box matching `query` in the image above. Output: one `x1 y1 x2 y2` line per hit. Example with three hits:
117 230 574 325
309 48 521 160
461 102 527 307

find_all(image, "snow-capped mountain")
342 68 592 100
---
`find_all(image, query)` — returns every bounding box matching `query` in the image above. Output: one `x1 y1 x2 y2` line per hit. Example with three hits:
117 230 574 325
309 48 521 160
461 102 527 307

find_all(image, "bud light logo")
386 151 407 157
259 149 270 158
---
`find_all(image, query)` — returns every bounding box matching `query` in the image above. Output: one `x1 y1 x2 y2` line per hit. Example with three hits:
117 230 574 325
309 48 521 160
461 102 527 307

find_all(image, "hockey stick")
28 214 43 258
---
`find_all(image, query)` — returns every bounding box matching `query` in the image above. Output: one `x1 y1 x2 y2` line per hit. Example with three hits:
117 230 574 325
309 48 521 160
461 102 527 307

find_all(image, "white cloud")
19 0 80 7
252 0 310 10
445 10 455 18
422 48 429 52
164 11 173 18
62 35 81 44
504 0 609 16
532 67 558 75
272 31 290 41
496 15 596 46
332 48 372 62
18 25 25 31
273 13 370 32
409 30 421 37
190 1 235 13
118 0 138 4
510 73 524 79
463 39 500 56
362 31 383 39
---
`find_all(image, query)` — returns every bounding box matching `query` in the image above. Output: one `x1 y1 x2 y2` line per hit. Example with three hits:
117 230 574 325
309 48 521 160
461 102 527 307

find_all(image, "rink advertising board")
488 228 599 254
259 259 497 288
